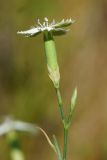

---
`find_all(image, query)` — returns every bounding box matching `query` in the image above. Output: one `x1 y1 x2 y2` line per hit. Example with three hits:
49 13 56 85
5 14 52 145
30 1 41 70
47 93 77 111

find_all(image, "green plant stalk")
44 32 70 160
6 131 25 160
56 88 69 160
55 88 64 121
63 127 68 160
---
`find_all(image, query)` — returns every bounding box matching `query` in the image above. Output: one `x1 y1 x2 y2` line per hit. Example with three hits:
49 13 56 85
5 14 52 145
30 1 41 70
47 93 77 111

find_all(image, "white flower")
0 117 37 135
17 17 75 37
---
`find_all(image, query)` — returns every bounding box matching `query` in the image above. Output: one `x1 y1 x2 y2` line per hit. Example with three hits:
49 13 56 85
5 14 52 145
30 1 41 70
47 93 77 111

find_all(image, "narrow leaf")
53 135 62 160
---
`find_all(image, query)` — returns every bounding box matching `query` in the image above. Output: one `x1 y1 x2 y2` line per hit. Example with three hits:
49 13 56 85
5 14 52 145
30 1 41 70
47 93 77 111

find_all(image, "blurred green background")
0 0 107 159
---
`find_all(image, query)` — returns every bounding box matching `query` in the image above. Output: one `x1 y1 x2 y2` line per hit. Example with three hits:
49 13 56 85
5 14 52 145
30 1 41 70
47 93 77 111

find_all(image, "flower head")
17 18 75 37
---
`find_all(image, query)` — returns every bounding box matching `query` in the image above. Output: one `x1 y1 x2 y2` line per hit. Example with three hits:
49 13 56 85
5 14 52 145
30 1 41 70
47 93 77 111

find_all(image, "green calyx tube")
44 31 60 88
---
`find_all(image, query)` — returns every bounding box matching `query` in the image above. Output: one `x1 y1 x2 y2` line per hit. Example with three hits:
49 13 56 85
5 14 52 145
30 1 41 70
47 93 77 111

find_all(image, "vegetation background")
0 0 107 159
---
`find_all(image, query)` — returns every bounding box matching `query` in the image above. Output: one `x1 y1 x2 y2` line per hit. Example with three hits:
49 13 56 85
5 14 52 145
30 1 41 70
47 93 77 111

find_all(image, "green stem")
55 88 69 160
55 88 65 122
6 131 25 160
63 128 68 160
44 31 70 160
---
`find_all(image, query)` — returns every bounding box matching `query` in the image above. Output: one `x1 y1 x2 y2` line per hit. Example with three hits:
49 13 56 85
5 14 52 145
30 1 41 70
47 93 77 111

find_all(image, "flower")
17 18 75 88
17 17 75 37
0 117 37 135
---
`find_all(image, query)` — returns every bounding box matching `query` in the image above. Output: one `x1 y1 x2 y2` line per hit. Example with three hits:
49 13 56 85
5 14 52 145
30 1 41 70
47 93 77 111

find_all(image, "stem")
55 88 65 122
63 128 68 160
6 131 25 160
55 88 69 160
44 31 70 160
